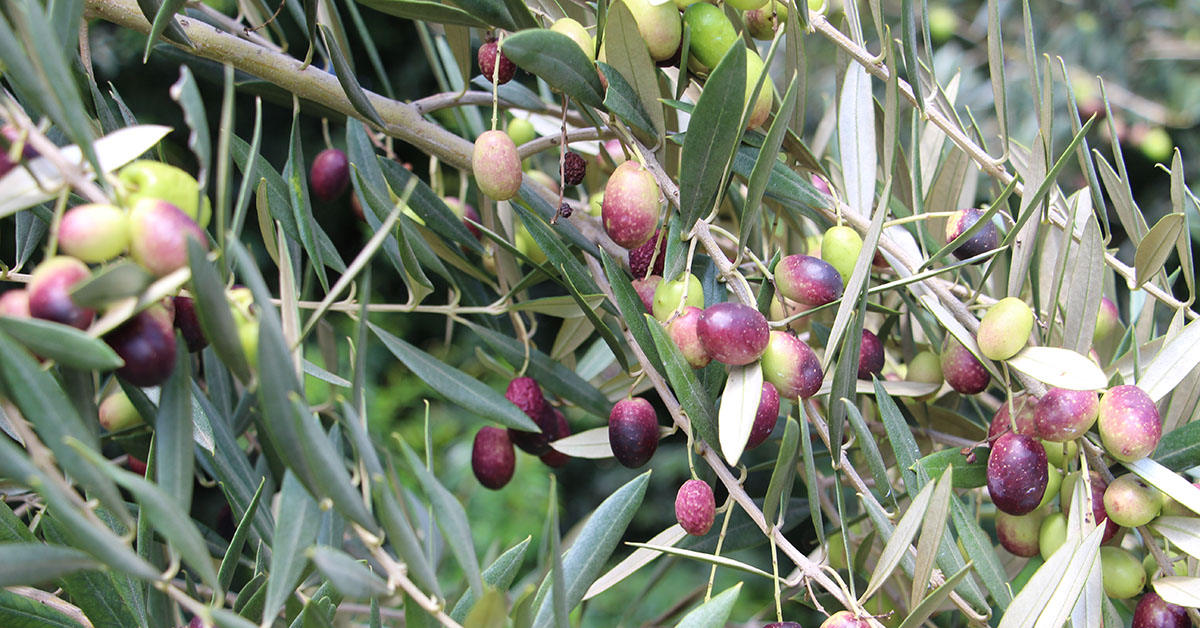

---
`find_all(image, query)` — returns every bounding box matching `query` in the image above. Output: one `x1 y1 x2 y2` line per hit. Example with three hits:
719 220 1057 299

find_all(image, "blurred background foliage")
5 0 1198 622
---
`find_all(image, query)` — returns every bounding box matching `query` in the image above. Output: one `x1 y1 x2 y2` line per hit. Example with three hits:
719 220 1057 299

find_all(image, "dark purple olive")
1132 591 1189 628
538 408 571 468
987 432 1049 516
28 256 95 330
310 148 350 202
172 296 208 353
1034 387 1100 442
104 305 177 387
608 398 659 468
858 329 884 379
696 302 770 366
775 254 843 306
745 382 780 451
472 426 515 490
628 229 666 279
764 623 803 628
945 208 1000 261
941 336 989 394
504 376 552 455
988 393 1039 439
477 38 515 84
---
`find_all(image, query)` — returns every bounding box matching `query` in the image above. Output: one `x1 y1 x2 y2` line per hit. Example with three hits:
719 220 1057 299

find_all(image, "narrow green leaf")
741 74 799 250
949 494 1012 609
283 101 328 290
370 324 537 430
218 478 265 594
646 316 717 447
601 0 664 136
674 582 742 628
838 62 876 216
156 338 194 515
373 483 441 598
396 437 483 597
718 363 764 466
1062 215 1104 355
910 467 954 609
601 251 663 372
69 262 154 309
450 537 530 621
0 589 88 628
0 543 102 587
598 63 658 139
0 318 123 371
263 472 320 623
318 25 385 128
353 0 487 26
844 401 892 500
379 159 485 253
137 0 192 53
860 478 935 603
310 547 389 599
916 447 989 489
501 30 605 109
763 417 800 525
1154 421 1200 472
167 66 211 193
679 43 746 231
529 472 650 628
897 562 974 628
287 397 377 532
443 0 515 29
1134 213 1185 289
0 331 129 530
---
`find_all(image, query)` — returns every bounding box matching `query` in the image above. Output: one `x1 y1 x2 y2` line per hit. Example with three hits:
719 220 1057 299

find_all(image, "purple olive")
27 256 95 330
745 382 780 451
764 624 803 628
0 289 30 318
171 296 208 353
1034 387 1100 442
987 432 1049 516
631 276 662 313
1098 385 1162 462
944 208 1000 261
504 377 553 455
538 408 572 468
628 229 667 279
760 331 823 399
988 393 1039 439
675 479 715 535
477 38 516 85
309 148 350 202
1132 591 1189 628
608 398 659 468
820 611 870 628
104 305 177 387
697 302 770 366
128 198 208 277
858 329 884 379
602 161 660 249
775 254 843 306
941 336 989 394
668 306 711 369
472 426 516 490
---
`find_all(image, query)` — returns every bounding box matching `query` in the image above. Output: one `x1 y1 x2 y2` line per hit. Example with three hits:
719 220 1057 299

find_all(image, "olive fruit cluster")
471 377 573 490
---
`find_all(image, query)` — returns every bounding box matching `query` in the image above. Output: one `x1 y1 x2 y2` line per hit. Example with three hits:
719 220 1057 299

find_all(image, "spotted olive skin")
28 256 95 330
608 398 659 468
987 432 1049 516
602 161 660 249
696 302 770 366
1034 387 1100 442
472 131 522 202
675 479 715 535
996 508 1047 557
104 305 177 387
472 427 516 490
763 624 802 628
820 611 870 628
0 290 30 318
976 297 1034 361
858 329 884 379
1098 385 1162 462
1103 474 1163 528
944 207 999 261
941 337 990 395
988 393 1039 439
745 382 780 451
668 306 711 369
628 229 667 279
1132 591 1190 628
477 39 516 84
760 331 823 399
775 254 844 306
631 276 662 313
128 198 208 277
